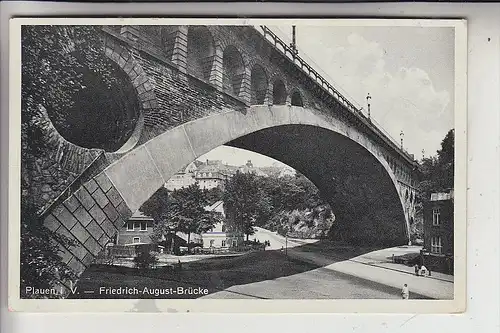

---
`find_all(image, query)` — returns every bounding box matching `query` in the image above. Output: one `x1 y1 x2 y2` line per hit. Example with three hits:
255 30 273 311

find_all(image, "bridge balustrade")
258 26 415 162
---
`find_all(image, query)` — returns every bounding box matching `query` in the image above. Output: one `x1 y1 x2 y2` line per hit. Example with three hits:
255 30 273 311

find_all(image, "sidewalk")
288 246 454 300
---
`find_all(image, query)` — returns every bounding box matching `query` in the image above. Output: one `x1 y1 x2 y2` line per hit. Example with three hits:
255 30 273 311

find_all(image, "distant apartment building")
195 163 230 190
166 158 296 192
422 190 454 274
165 162 198 191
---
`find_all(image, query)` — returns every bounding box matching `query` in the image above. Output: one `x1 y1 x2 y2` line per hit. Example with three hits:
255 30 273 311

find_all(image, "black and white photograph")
8 18 466 312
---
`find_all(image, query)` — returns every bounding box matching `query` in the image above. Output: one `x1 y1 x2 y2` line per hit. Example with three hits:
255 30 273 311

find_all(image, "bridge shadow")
69 240 428 299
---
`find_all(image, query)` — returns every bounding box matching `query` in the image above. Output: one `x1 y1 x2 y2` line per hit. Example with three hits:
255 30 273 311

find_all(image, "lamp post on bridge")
421 149 425 160
366 93 372 121
400 130 405 150
290 26 298 60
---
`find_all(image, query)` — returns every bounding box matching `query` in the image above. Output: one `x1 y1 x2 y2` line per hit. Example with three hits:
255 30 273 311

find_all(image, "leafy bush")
134 250 159 270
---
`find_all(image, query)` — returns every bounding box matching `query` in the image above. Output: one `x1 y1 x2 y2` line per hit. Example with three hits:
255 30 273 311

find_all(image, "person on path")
401 284 409 300
414 264 419 276
420 265 428 277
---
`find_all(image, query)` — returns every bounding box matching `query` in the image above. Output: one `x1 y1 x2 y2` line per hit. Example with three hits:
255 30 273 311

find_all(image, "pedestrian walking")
414 264 419 276
401 284 409 300
420 265 428 277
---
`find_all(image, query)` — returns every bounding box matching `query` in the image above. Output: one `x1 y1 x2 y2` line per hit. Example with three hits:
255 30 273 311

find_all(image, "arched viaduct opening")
224 125 407 246
102 109 408 246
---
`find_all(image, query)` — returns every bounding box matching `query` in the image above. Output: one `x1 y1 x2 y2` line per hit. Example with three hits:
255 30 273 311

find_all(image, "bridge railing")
257 26 415 162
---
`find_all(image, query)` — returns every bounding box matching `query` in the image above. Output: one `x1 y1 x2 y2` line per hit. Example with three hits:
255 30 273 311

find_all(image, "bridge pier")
42 171 133 293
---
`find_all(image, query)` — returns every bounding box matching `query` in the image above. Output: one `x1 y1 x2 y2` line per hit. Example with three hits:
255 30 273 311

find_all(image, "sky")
198 24 455 167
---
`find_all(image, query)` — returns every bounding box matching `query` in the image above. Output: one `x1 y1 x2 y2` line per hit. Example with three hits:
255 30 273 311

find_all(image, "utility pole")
366 93 372 120
285 232 288 256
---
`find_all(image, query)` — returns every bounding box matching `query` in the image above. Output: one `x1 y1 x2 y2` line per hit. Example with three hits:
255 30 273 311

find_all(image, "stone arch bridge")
30 25 420 280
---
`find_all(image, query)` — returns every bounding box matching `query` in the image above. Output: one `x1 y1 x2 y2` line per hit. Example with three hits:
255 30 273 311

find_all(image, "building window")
133 237 140 244
432 208 441 226
210 240 214 247
222 240 226 247
127 222 134 231
140 222 147 231
431 236 442 254
134 222 141 229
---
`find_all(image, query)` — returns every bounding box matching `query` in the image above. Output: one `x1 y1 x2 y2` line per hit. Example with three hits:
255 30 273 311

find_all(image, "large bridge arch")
43 105 410 280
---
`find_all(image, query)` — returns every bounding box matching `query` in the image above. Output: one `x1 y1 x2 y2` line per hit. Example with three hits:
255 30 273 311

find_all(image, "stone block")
74 187 95 210
51 204 65 218
82 253 95 267
145 126 196 182
92 188 110 209
101 218 118 237
86 220 105 240
89 205 107 224
94 173 113 192
98 234 111 247
62 195 80 213
223 109 260 140
104 146 164 212
56 225 76 243
72 242 90 261
116 201 132 220
105 187 123 207
68 257 86 274
252 105 291 129
70 223 91 244
43 214 61 232
83 179 99 194
84 237 102 256
183 115 233 159
103 203 120 222
57 244 73 264
55 206 78 230
123 59 135 74
73 206 93 227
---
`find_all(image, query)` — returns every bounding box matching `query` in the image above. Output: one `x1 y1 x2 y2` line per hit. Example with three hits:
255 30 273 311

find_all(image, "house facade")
201 200 228 248
117 210 155 246
422 190 454 274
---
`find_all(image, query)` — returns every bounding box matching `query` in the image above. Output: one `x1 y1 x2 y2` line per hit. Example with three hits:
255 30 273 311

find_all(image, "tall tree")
223 172 273 240
417 129 455 201
139 186 176 245
170 184 219 244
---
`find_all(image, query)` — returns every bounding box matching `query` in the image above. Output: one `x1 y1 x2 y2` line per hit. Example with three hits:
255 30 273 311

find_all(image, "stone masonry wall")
42 171 132 284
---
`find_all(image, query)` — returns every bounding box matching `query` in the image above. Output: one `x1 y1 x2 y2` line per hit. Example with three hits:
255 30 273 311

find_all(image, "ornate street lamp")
366 93 372 120
400 130 405 149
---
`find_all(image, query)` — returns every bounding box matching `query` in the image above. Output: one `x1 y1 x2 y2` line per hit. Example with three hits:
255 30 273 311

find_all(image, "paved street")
203 227 453 300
